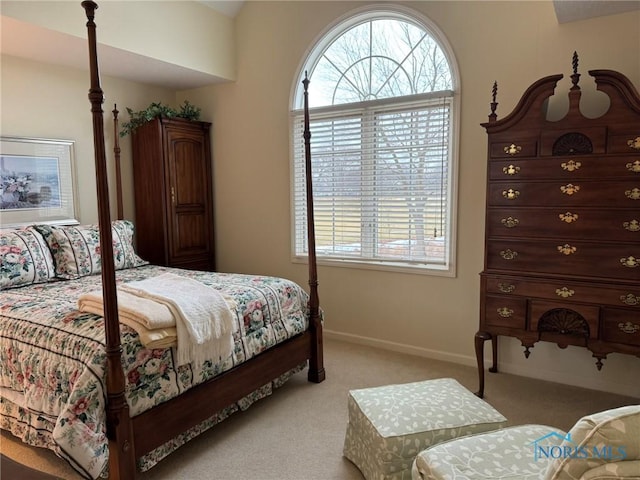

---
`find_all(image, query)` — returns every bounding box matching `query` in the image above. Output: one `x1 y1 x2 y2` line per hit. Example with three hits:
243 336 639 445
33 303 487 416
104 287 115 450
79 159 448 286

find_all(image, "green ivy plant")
119 100 202 137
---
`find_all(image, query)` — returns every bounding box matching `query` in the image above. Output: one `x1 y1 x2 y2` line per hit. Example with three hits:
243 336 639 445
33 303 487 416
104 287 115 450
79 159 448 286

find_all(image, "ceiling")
198 0 245 18
1 1 638 91
553 0 640 23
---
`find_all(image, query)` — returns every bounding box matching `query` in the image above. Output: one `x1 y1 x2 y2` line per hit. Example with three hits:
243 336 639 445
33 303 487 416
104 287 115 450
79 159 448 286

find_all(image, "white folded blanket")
78 273 237 365
119 273 236 366
78 289 176 329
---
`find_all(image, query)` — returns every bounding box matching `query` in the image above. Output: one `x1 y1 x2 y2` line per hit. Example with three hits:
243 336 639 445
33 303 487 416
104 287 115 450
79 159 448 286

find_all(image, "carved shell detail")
553 132 593 155
538 308 589 337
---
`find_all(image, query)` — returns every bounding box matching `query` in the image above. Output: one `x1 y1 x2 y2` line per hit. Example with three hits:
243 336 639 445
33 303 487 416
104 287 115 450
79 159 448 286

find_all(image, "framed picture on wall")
0 136 79 228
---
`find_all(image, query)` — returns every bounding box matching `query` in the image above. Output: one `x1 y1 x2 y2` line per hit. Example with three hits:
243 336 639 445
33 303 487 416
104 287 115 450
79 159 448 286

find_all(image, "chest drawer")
486 207 640 241
487 180 640 206
488 156 640 181
484 295 527 329
483 275 640 307
602 308 640 346
486 239 640 281
529 300 599 339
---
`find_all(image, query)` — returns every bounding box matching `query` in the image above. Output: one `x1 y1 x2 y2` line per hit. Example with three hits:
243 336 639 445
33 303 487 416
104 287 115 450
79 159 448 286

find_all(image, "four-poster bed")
0 2 324 479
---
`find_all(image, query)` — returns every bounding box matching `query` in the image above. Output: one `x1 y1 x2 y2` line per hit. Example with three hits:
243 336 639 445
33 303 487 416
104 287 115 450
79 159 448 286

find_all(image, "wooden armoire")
475 57 640 397
131 116 215 271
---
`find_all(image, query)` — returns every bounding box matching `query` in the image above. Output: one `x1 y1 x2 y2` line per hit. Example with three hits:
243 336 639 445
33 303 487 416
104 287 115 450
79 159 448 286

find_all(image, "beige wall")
186 1 640 397
2 1 639 398
0 54 175 222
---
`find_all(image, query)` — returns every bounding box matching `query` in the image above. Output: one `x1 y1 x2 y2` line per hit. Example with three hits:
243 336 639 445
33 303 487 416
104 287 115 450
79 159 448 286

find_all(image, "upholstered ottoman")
412 405 640 480
343 378 507 480
411 424 561 480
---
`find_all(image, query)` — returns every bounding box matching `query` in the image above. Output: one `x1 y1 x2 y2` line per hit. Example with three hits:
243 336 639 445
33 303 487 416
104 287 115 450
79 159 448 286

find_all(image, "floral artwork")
0 155 62 210
0 137 77 227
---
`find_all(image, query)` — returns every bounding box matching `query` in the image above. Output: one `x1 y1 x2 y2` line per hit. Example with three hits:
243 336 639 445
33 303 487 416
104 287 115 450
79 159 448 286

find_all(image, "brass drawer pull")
620 256 639 268
503 165 520 175
618 322 640 334
557 244 577 255
501 217 519 228
504 144 522 156
620 294 640 306
498 283 516 293
625 188 640 200
500 249 518 260
559 212 578 223
623 220 640 232
561 160 581 172
560 184 580 195
502 189 520 199
556 287 575 298
497 307 514 318
627 137 640 150
627 160 640 173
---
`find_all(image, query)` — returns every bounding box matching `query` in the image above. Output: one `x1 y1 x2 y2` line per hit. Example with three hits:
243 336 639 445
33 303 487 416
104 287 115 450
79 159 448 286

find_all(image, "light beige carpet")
2 338 638 480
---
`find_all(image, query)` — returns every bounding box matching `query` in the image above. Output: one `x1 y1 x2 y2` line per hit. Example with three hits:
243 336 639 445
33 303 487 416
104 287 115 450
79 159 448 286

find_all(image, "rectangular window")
292 94 454 273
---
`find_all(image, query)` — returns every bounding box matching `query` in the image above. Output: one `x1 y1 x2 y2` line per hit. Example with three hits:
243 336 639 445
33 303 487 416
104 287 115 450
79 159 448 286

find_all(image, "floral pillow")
0 226 57 289
35 220 148 279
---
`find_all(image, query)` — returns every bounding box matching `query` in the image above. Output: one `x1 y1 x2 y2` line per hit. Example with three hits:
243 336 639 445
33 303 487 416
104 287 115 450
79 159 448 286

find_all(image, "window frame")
290 5 460 277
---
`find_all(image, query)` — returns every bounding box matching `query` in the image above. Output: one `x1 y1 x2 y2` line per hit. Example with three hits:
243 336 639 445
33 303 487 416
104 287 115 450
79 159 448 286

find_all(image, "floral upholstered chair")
412 404 640 480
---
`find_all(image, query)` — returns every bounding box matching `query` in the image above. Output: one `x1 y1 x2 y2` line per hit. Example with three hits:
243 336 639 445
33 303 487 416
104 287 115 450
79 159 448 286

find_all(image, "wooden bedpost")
81 2 136 478
302 73 325 383
113 104 124 220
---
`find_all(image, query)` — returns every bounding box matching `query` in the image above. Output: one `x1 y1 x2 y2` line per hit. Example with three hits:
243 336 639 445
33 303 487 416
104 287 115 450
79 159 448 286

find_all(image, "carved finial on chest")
570 51 581 91
488 81 498 122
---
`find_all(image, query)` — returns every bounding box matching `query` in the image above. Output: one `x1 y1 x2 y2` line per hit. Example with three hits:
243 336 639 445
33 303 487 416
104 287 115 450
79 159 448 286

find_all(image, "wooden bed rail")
81 2 136 478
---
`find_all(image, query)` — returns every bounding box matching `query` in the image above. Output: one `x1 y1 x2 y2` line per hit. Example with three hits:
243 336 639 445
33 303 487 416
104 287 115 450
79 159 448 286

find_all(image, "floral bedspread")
0 265 309 479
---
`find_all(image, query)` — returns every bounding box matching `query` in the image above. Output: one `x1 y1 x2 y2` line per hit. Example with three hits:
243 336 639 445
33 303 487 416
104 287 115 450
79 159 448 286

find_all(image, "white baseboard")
324 329 479 367
324 329 640 398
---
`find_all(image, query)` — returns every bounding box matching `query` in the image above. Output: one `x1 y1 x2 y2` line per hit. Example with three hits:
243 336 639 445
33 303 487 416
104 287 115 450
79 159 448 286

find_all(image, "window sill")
291 255 456 277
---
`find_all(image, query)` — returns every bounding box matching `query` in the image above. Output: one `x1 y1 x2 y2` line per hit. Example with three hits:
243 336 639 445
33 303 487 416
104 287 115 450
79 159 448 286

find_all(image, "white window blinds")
293 93 453 269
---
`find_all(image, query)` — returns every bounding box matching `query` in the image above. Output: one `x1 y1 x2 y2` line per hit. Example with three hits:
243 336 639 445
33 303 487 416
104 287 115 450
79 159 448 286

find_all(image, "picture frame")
0 136 79 228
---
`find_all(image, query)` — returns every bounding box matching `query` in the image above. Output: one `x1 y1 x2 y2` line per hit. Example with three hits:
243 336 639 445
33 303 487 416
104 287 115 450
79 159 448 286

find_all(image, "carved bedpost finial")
303 70 310 93
570 51 580 91
488 81 498 122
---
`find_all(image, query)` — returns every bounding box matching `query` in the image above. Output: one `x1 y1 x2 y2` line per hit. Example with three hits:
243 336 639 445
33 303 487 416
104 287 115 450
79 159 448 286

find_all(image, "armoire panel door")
166 128 212 261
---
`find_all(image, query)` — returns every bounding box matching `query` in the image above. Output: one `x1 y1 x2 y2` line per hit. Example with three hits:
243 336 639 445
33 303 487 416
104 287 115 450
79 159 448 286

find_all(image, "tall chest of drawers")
475 64 640 397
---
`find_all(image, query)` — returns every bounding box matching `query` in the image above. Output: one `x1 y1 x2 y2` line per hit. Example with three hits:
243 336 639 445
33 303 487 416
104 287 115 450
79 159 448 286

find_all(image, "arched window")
291 7 459 274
